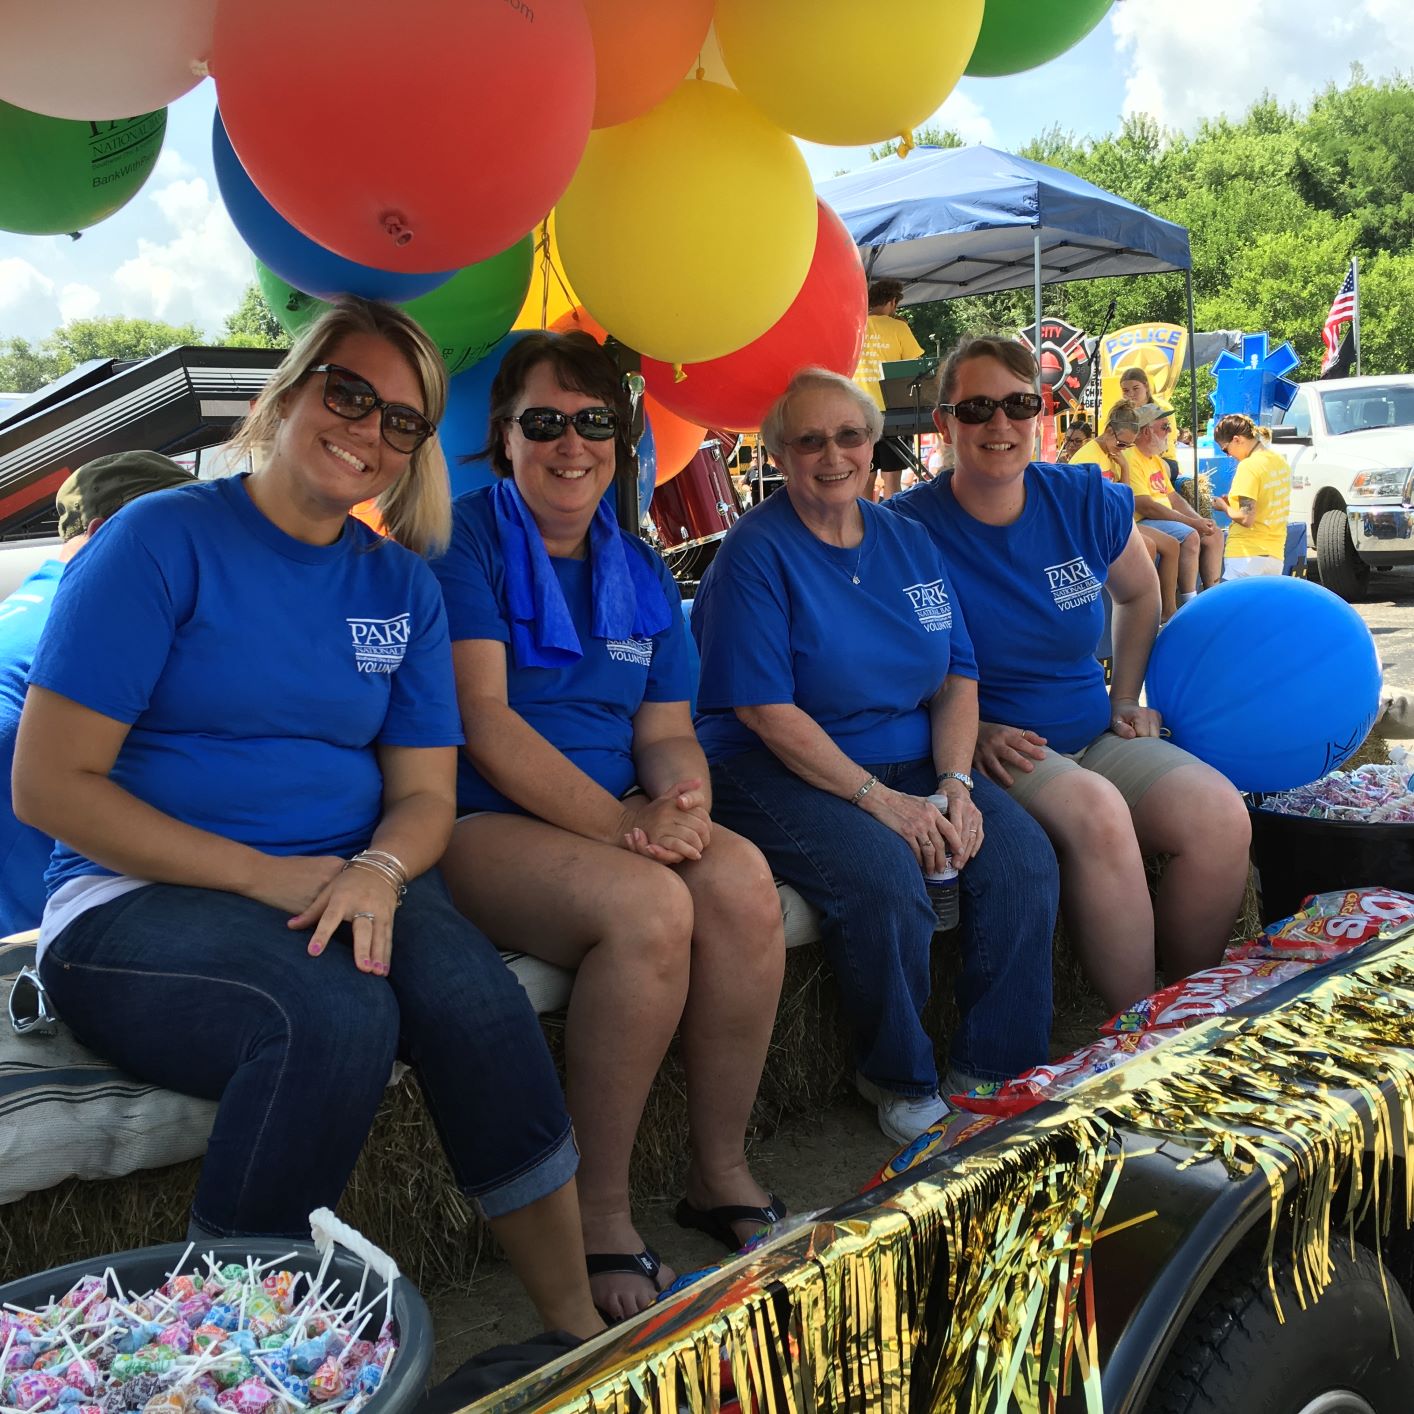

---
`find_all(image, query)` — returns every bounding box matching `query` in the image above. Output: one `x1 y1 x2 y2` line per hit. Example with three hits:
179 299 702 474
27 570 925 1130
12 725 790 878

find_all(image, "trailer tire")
1146 1241 1414 1413
1316 507 1369 601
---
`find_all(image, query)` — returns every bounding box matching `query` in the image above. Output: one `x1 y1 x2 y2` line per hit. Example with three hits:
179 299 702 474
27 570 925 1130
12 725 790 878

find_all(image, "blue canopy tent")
815 145 1198 461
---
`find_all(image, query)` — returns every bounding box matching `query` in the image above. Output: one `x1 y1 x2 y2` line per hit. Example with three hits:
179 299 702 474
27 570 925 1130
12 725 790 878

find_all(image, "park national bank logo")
1045 557 1101 612
347 615 411 673
903 580 952 633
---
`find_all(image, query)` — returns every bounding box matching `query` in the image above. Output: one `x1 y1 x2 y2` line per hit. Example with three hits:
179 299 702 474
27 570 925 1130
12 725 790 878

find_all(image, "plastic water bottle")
923 793 960 932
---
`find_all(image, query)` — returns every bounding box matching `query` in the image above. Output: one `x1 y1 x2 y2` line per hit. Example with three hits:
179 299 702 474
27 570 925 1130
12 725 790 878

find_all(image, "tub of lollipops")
1247 749 1414 925
0 1210 434 1414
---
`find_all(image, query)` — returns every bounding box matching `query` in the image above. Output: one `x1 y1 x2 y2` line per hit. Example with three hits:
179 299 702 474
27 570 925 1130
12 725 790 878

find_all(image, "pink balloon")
212 0 595 273
642 201 866 432
0 1 215 120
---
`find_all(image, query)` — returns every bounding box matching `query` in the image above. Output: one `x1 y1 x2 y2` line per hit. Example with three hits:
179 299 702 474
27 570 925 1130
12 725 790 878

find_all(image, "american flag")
1321 262 1357 373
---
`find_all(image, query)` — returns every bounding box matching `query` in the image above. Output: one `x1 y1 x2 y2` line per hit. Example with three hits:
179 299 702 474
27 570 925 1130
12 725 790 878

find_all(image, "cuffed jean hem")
469 1122 579 1220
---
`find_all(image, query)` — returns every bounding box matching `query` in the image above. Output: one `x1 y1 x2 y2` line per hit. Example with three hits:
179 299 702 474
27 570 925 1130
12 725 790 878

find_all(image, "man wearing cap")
0 451 189 934
1120 404 1222 604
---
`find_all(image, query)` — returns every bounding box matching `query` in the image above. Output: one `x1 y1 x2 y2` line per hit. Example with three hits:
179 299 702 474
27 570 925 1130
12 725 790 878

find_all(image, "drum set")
645 431 745 586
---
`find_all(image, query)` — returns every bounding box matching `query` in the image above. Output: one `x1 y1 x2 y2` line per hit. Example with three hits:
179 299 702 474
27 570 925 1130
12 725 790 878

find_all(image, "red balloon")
641 200 866 431
550 306 707 485
212 0 594 273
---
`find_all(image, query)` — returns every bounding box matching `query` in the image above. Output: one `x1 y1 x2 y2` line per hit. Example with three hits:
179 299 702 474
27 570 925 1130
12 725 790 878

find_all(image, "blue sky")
2 0 1410 351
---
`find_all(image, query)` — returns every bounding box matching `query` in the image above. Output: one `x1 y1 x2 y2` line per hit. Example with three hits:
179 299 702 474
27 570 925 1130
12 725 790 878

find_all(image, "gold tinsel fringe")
474 940 1414 1414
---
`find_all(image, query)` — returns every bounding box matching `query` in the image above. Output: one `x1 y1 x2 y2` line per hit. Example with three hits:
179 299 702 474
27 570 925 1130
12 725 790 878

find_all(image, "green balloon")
257 261 326 338
257 236 532 377
0 100 165 235
401 237 532 376
965 0 1113 77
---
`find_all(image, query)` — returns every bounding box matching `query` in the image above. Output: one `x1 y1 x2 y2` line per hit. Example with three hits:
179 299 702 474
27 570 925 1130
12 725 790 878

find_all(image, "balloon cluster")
0 0 1114 483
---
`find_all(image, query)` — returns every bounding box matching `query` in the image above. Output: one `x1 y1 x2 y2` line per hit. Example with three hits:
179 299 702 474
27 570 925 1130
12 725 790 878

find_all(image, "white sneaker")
855 1072 953 1145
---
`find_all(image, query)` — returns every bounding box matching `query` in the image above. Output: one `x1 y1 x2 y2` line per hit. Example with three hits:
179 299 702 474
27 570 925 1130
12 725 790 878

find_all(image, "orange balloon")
584 0 715 128
351 501 388 536
512 214 580 330
550 305 705 485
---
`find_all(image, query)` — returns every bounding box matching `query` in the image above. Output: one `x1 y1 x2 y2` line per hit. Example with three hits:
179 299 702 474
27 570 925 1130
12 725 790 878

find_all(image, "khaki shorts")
1001 731 1202 812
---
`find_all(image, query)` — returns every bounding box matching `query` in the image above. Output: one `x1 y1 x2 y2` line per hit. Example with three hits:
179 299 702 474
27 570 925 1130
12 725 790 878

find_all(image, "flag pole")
1352 256 1362 377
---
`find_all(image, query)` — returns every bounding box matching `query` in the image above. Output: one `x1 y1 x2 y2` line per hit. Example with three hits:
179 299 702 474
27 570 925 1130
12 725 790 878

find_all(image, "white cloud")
0 258 61 337
57 283 101 324
110 175 252 333
921 89 997 148
1112 0 1414 132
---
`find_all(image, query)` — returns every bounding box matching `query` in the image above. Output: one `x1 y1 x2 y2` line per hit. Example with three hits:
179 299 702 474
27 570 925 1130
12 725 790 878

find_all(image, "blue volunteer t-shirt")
691 491 976 764
430 487 695 813
890 463 1134 753
0 559 63 931
29 475 462 894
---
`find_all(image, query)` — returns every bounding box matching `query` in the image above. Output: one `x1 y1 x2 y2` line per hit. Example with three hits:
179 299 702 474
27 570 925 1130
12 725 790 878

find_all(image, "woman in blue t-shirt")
891 336 1251 1013
14 300 605 1340
432 332 786 1324
692 368 1058 1148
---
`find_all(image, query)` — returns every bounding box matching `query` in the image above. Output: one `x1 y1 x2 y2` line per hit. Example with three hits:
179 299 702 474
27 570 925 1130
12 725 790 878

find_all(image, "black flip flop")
585 1246 665 1324
674 1193 788 1253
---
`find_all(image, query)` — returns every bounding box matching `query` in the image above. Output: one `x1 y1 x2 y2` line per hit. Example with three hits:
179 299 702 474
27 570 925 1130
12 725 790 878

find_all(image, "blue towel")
491 479 672 669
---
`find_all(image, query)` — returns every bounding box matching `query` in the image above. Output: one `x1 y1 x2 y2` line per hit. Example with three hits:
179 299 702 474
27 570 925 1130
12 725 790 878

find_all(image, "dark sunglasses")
938 393 1044 424
309 364 435 454
783 426 872 453
510 406 619 441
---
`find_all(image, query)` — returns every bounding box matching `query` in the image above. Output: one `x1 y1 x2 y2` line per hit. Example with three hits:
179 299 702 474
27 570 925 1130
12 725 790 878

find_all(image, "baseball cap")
56 450 191 540
1133 403 1173 431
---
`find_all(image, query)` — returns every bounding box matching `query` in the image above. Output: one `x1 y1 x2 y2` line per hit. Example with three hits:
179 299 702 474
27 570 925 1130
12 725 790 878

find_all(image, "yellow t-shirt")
1225 446 1291 561
1121 447 1176 521
1069 438 1125 482
852 313 924 411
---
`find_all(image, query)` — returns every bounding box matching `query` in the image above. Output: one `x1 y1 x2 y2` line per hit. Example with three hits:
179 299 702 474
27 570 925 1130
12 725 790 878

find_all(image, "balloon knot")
695 65 705 80
380 211 414 247
191 58 211 79
896 131 914 158
673 364 686 384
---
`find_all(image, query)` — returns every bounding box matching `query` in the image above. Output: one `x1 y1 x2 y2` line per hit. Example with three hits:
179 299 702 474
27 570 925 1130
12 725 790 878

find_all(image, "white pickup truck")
1273 373 1414 599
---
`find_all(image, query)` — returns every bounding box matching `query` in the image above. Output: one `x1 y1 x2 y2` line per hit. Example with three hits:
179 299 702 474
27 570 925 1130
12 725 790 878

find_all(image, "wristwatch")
937 770 974 792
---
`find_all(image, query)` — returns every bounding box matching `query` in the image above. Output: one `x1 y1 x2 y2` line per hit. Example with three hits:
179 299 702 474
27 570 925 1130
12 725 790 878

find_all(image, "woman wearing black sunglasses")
15 298 606 1341
431 331 786 1323
891 336 1250 1013
691 368 1058 1147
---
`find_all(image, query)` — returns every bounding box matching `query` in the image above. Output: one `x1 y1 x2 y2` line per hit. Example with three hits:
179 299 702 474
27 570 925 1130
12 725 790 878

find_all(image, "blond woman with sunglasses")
891 336 1250 1014
14 298 606 1341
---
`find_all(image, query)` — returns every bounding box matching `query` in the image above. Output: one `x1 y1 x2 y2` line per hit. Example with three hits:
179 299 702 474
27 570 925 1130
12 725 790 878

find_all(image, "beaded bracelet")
850 774 878 806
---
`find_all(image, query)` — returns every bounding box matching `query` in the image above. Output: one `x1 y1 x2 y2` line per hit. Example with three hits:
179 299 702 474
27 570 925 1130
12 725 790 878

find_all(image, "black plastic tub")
1248 803 1414 924
0 1238 434 1414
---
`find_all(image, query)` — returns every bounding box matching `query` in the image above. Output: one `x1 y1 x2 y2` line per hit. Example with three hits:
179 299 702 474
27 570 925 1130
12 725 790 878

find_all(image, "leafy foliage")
223 283 290 350
885 71 1414 393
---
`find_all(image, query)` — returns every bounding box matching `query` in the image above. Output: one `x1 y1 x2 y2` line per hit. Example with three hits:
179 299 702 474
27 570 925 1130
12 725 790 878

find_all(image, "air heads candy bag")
1103 960 1309 1035
862 1110 1002 1190
1228 888 1414 962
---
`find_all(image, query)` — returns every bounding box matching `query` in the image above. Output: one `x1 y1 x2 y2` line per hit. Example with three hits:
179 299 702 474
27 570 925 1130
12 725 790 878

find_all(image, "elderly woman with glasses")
691 367 1058 1148
431 331 786 1324
13 298 607 1339
891 337 1250 1014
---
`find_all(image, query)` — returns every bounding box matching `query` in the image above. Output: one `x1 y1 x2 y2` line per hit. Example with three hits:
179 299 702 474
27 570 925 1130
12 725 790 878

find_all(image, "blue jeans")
39 870 576 1237
709 753 1057 1094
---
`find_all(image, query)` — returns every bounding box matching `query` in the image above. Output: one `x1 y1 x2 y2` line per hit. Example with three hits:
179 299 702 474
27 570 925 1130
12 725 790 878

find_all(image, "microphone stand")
1088 298 1118 425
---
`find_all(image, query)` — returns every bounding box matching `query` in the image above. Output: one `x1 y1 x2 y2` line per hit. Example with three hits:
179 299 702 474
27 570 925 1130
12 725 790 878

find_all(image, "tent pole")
1032 233 1042 394
1184 268 1199 498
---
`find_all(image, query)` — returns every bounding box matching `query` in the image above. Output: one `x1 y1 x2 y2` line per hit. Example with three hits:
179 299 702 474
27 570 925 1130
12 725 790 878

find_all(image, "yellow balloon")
715 0 984 146
512 212 580 330
556 80 815 364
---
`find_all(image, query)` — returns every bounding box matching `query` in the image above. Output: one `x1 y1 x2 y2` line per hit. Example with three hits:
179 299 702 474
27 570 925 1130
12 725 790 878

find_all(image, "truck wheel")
1316 508 1369 601
1145 1241 1414 1413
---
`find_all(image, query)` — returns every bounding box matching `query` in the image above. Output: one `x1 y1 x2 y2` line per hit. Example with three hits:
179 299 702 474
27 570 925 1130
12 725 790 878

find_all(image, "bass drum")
649 436 744 556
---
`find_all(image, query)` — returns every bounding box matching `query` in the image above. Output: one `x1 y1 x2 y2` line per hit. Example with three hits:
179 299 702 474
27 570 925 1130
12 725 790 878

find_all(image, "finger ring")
353 911 377 922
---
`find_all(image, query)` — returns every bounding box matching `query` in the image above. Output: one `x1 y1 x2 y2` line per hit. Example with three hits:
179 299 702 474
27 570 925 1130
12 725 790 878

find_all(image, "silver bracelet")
849 774 878 806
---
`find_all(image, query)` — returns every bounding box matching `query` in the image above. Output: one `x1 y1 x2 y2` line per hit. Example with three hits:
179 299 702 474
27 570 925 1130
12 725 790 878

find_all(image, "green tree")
48 316 207 369
869 124 965 161
223 283 290 350
0 337 62 394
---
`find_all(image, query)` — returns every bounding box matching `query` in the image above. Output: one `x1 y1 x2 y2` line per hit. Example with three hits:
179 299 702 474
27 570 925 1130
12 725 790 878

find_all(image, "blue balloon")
439 330 655 514
1145 577 1382 793
213 111 455 303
